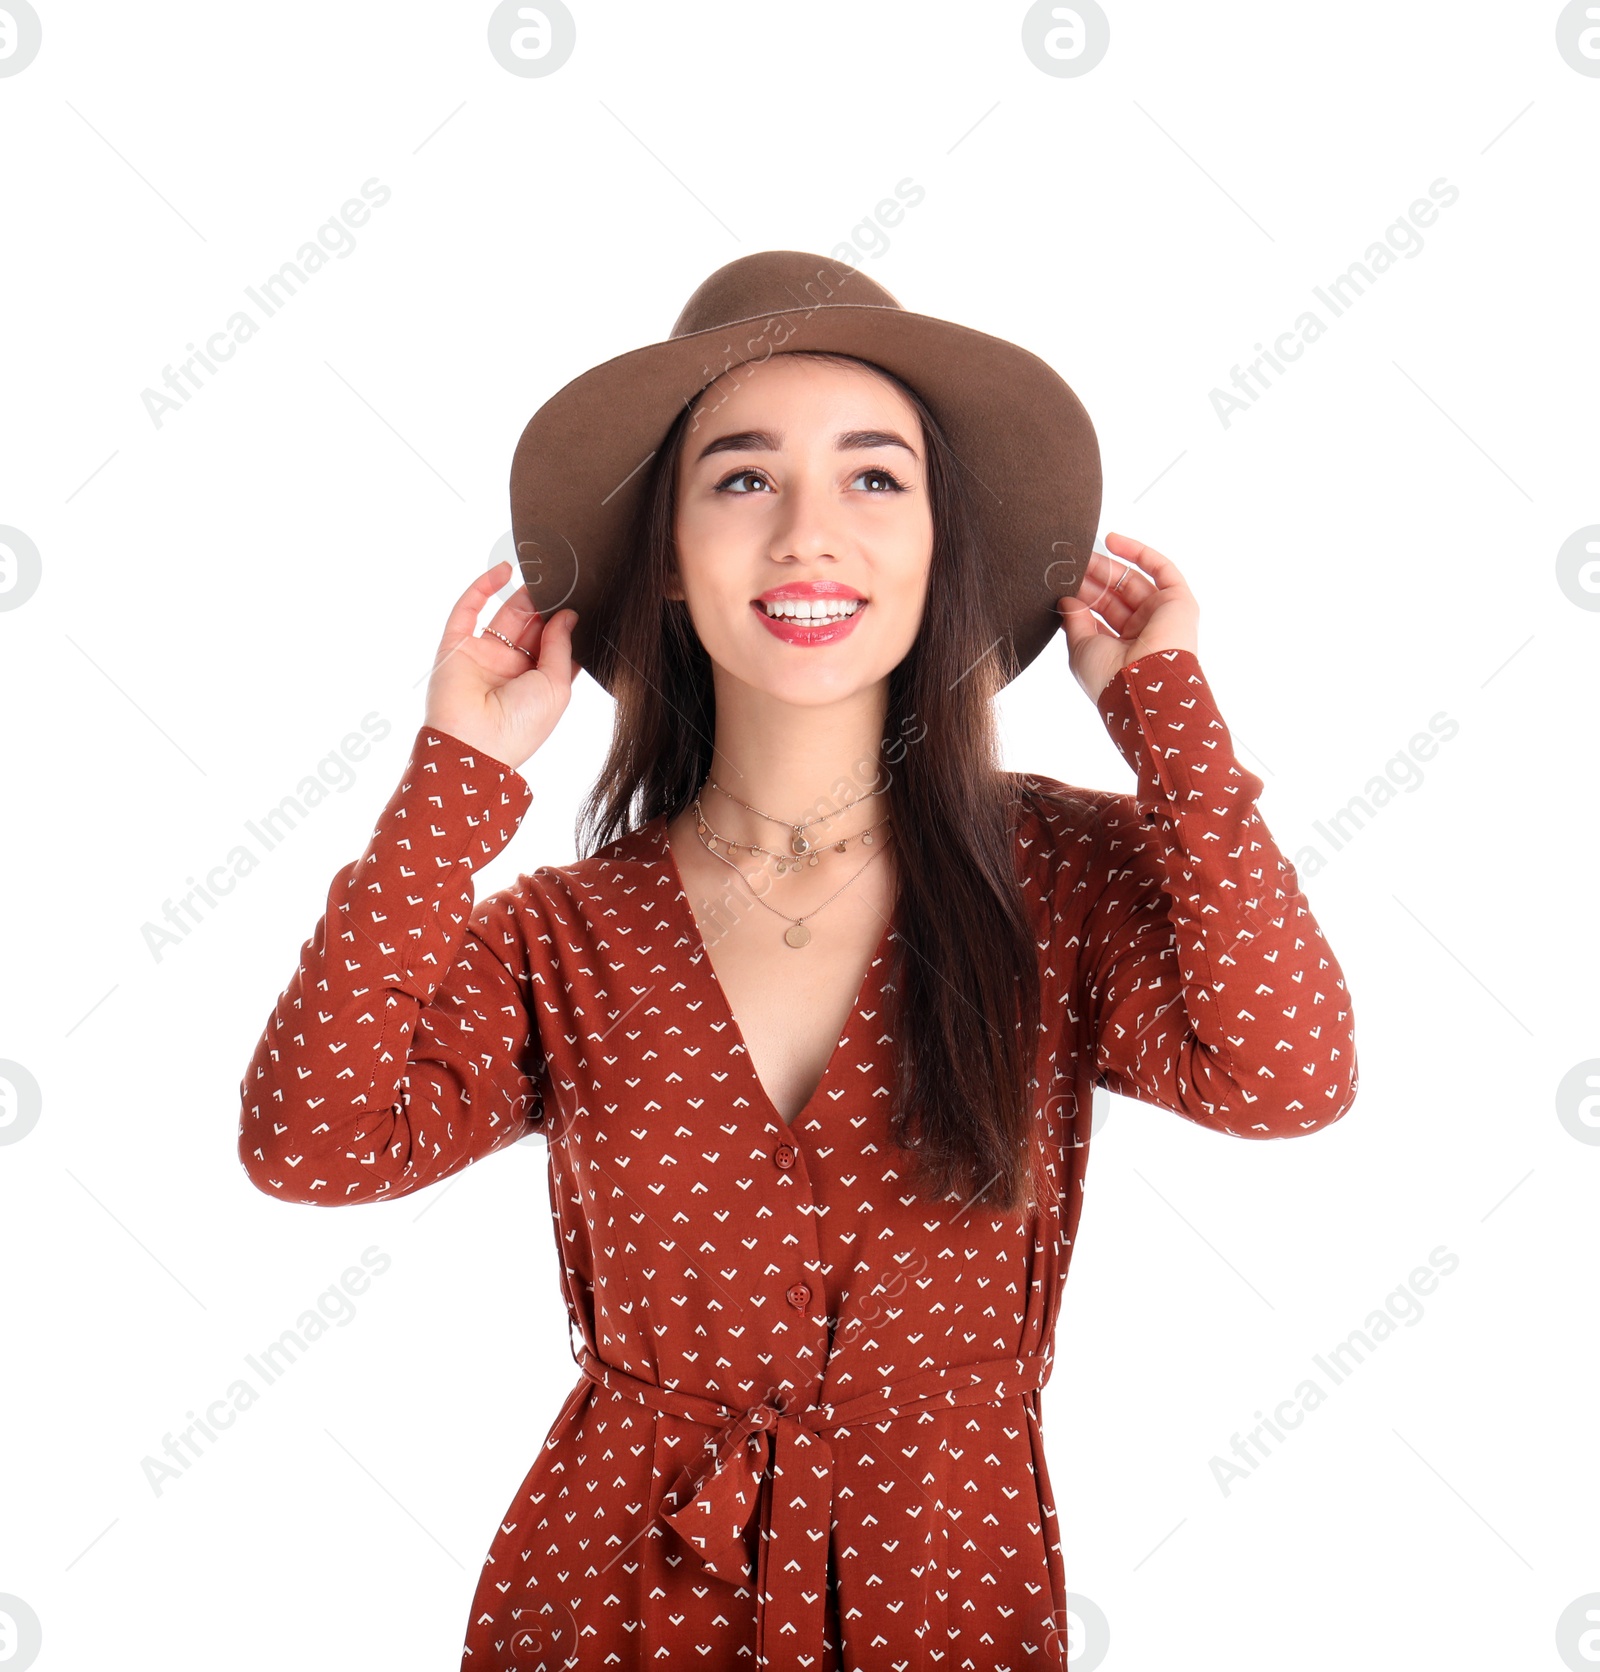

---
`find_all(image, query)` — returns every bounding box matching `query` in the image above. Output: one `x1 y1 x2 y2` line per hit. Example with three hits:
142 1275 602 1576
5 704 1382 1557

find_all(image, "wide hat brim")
508 251 1101 696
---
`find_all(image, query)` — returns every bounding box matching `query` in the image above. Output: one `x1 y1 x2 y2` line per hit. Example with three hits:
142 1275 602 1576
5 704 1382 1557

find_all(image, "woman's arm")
237 724 543 1204
1077 645 1359 1137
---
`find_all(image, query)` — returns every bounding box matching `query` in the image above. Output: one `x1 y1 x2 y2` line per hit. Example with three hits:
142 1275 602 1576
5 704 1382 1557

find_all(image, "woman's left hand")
1057 532 1201 704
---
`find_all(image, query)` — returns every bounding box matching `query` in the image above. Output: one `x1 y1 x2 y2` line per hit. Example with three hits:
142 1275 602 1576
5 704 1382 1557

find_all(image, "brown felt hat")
508 250 1101 696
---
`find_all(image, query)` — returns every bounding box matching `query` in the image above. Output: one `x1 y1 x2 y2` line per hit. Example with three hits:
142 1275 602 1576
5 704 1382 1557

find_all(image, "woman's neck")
698 676 890 849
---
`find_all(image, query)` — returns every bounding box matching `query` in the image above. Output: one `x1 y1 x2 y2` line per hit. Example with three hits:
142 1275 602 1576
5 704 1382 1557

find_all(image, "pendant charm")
791 827 810 856
784 922 811 949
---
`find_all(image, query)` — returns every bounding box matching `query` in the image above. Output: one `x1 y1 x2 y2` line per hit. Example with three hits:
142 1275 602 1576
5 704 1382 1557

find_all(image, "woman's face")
670 355 935 707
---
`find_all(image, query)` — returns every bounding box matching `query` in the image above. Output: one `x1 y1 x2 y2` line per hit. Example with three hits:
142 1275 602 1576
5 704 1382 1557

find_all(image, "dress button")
774 1143 796 1170
786 1282 811 1311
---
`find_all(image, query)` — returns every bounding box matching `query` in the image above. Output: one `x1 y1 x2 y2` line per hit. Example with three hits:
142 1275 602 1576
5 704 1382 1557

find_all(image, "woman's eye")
713 466 907 494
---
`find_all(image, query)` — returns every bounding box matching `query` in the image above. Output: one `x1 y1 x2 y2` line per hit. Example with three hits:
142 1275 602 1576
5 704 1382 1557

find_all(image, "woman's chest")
513 815 1087 1175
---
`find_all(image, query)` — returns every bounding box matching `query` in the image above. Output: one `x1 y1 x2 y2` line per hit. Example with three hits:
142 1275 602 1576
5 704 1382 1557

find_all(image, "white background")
2 2 1596 1668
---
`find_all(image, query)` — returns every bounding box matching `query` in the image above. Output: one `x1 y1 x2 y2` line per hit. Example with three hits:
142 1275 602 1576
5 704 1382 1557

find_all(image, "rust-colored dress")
238 646 1358 1671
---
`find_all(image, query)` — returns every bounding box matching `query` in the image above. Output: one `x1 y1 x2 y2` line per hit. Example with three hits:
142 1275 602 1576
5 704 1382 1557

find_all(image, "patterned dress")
238 646 1358 1670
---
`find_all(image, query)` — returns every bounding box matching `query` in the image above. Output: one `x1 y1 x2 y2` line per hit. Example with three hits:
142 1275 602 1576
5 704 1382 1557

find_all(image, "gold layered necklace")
692 779 892 950
706 776 890 860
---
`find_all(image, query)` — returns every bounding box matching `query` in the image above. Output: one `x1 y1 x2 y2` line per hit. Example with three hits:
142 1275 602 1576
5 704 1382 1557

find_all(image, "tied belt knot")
575 1343 1051 1671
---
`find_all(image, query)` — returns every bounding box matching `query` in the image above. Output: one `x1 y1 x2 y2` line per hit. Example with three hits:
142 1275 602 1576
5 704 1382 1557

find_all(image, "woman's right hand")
423 560 580 773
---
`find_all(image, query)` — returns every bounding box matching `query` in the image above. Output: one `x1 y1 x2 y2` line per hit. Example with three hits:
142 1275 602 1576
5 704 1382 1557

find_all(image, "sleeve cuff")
402 725 534 873
1093 647 1264 819
334 725 533 994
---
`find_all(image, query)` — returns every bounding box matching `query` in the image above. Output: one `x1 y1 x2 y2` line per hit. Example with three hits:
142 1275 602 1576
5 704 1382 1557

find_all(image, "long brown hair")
576 350 1051 1212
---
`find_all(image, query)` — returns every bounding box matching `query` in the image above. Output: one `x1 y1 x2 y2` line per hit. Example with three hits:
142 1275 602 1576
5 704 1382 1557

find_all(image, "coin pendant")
784 922 812 949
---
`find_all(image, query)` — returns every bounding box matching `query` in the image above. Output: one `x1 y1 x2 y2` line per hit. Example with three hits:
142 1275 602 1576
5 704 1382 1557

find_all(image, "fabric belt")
575 1341 1051 1671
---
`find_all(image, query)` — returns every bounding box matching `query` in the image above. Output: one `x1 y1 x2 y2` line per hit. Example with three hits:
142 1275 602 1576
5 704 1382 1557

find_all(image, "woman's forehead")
684 354 923 447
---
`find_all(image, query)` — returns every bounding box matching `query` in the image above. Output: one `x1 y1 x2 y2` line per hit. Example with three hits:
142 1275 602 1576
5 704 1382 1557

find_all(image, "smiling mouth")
754 597 865 622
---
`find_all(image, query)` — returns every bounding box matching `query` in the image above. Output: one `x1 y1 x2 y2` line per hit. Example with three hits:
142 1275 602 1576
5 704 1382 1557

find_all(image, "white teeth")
759 598 863 620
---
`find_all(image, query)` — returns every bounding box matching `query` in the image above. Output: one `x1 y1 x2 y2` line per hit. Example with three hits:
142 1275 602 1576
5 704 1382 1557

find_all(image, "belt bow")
576 1344 1051 1671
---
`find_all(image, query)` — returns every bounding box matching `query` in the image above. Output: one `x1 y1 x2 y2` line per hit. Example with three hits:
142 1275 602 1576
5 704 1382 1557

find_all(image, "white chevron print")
238 645 1358 1669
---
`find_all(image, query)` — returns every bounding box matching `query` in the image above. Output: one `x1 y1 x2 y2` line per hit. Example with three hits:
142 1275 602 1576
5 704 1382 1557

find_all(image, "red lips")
753 580 867 603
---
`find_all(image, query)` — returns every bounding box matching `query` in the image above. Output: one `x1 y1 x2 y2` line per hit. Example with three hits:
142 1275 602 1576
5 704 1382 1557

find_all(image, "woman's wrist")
421 715 534 777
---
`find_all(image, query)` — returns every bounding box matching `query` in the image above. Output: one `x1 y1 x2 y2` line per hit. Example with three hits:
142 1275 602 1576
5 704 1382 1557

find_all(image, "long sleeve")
238 725 544 1204
1077 646 1358 1137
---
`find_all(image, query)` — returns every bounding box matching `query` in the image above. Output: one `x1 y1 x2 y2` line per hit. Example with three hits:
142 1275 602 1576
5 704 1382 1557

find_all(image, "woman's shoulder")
1005 768 1113 836
1003 769 1136 896
473 820 671 971
516 818 667 903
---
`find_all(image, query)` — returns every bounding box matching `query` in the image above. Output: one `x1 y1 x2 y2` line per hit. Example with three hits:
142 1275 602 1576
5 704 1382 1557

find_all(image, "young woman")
239 252 1358 1671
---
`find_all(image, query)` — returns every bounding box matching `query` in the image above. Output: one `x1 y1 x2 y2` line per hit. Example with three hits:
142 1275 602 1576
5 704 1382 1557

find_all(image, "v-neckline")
651 814 897 1133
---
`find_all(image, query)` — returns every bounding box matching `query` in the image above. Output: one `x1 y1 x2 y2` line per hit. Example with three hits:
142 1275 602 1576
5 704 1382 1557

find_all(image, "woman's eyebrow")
692 428 919 464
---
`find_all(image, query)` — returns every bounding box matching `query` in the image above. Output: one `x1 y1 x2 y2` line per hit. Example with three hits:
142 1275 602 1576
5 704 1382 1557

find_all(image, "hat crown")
668 249 903 339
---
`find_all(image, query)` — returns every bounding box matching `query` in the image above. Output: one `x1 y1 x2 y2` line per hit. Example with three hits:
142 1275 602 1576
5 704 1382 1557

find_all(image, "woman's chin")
710 647 884 708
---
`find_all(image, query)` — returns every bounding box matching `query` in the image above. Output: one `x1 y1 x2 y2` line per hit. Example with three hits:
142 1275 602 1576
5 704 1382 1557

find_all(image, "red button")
786 1282 811 1311
774 1143 796 1170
